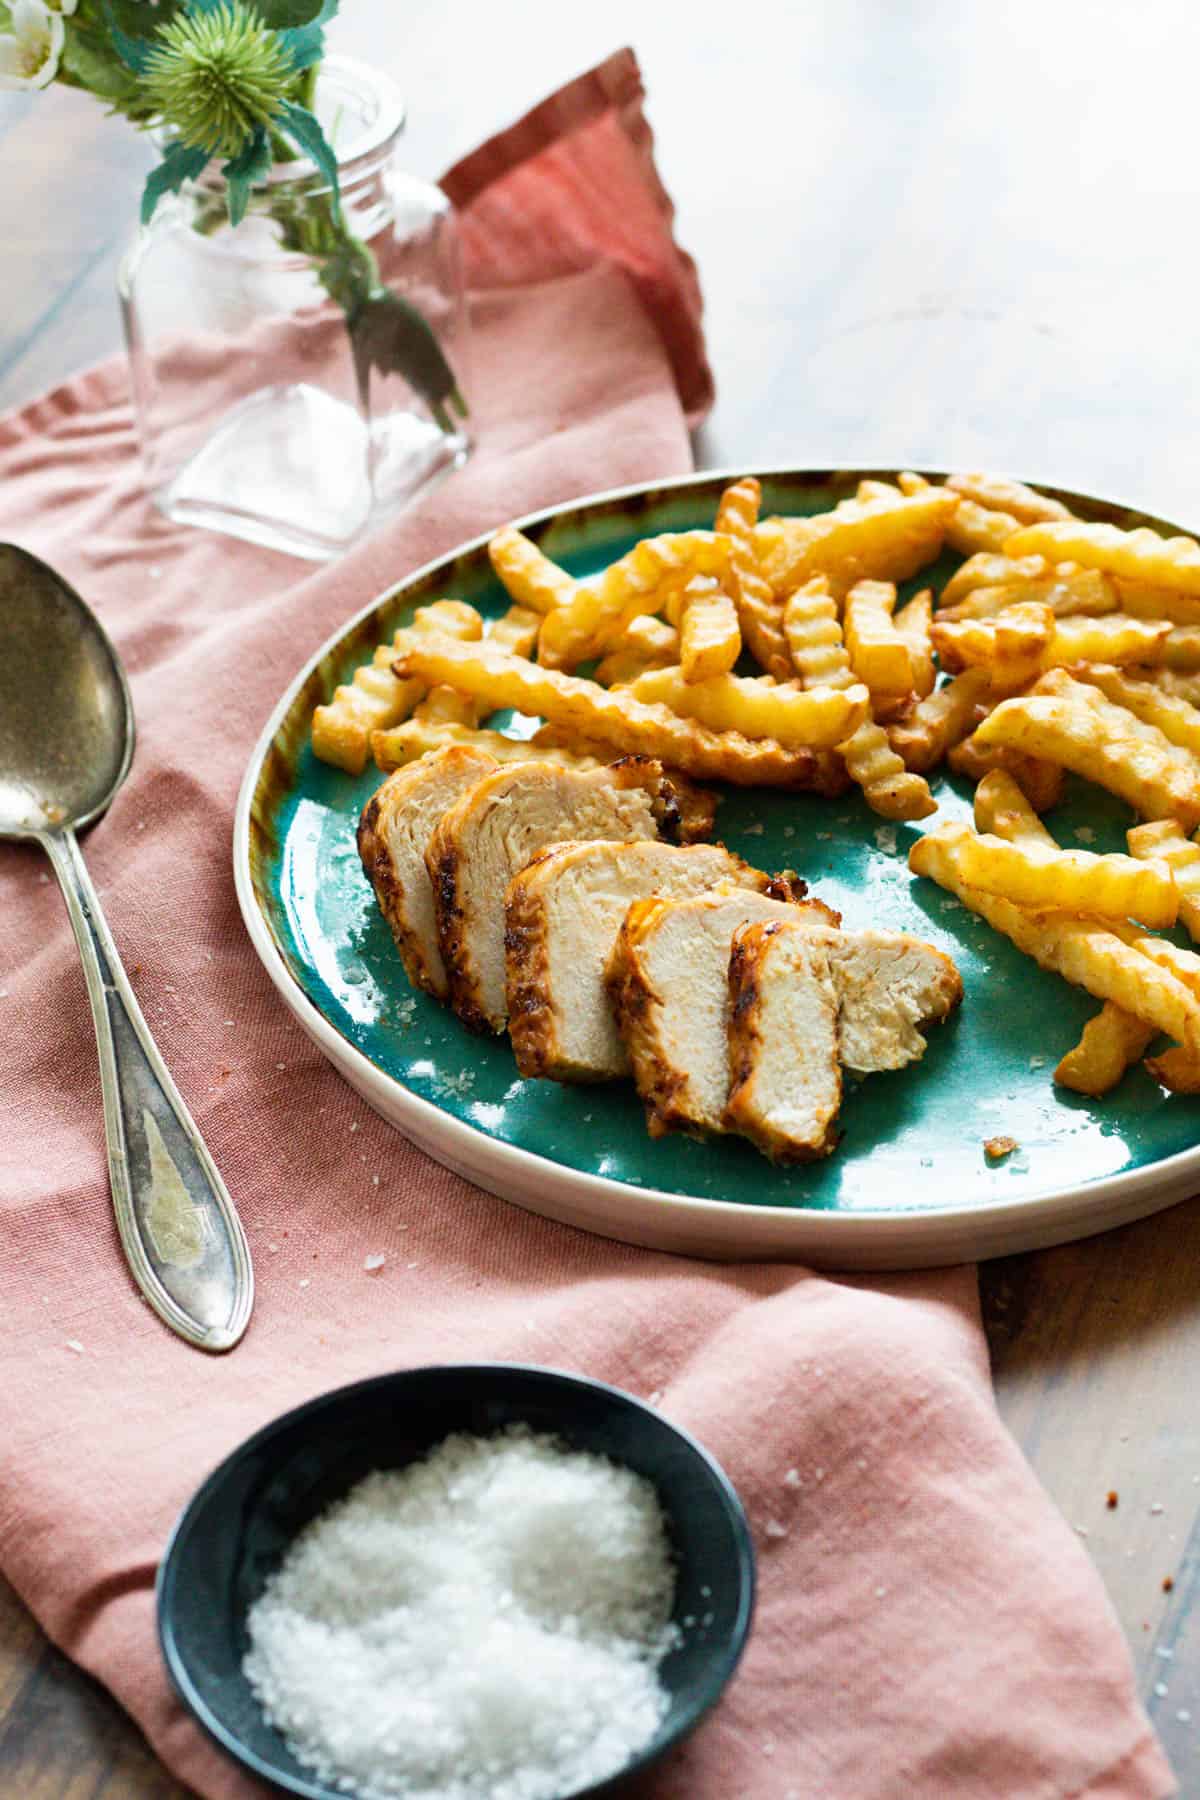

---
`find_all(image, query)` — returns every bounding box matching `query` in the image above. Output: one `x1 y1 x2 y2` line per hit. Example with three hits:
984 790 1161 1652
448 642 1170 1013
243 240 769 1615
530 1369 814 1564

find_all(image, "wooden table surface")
4 1 1200 1793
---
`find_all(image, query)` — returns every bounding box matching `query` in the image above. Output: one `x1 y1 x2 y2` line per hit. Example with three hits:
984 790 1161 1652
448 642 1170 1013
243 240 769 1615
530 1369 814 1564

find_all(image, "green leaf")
141 142 210 225
101 1 152 72
276 0 336 71
222 126 272 227
248 0 328 24
58 18 145 104
102 0 183 41
348 291 468 425
274 99 341 213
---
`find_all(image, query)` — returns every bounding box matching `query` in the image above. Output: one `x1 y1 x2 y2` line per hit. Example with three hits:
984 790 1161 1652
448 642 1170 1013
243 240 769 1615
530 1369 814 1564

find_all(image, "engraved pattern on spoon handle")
41 829 253 1352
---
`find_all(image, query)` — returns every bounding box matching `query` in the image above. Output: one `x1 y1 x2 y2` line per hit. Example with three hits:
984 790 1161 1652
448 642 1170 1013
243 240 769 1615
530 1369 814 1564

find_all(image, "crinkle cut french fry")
412 685 480 725
936 569 1118 621
1054 1003 1156 1096
679 583 741 683
1144 1044 1200 1091
1049 614 1171 667
1071 663 1200 758
971 769 1058 844
782 577 852 689
945 472 1073 525
390 636 843 787
1006 519 1200 596
1159 625 1200 670
311 599 483 774
1128 819 1200 942
624 664 869 748
1126 666 1200 706
1113 580 1200 625
756 489 958 601
843 579 913 699
781 581 932 816
945 498 1021 558
716 478 793 679
488 604 541 659
949 826 1178 929
594 646 674 688
536 531 728 670
948 737 1065 812
933 602 1054 681
893 589 936 697
973 675 1200 829
371 718 603 773
939 553 1049 606
887 668 994 773
488 528 575 616
908 826 1200 1051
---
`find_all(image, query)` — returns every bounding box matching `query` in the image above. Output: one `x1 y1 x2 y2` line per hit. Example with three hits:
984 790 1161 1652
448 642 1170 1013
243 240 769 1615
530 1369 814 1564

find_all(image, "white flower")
0 0 65 88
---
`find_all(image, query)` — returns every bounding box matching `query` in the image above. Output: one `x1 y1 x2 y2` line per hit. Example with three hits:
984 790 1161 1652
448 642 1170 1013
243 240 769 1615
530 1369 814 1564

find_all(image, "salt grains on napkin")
0 49 1175 1800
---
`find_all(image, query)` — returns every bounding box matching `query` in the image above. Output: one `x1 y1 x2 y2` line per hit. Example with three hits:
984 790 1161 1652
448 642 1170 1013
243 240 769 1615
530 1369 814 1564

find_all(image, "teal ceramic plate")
233 469 1200 1268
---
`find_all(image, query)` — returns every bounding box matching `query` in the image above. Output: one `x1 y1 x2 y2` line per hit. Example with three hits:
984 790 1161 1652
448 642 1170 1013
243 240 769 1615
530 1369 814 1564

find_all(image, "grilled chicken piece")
357 745 498 998
427 757 675 1033
607 886 824 1137
505 839 768 1081
726 921 842 1161
609 888 963 1142
810 927 962 1073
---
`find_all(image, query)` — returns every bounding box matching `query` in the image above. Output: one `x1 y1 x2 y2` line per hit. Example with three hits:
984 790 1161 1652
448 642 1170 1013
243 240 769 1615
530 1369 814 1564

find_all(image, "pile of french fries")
312 470 1200 1102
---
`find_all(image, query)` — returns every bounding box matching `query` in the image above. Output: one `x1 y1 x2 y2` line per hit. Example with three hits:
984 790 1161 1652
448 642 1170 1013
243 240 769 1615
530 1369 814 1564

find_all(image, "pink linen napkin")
0 50 1174 1800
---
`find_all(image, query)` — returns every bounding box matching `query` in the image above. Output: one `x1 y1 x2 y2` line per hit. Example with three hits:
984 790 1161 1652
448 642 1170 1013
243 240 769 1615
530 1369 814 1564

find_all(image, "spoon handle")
43 829 254 1352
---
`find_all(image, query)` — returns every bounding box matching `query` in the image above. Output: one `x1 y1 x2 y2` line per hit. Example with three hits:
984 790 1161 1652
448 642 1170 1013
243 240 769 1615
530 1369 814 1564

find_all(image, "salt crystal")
407 1261 418 1268
1178 1710 1192 1724
268 1243 279 1253
38 871 49 883
1074 1525 1089 1538
1028 1056 1045 1070
874 826 898 853
371 1174 380 1187
762 1739 776 1756
275 1062 286 1071
298 1279 310 1289
783 1468 802 1489
1151 1503 1165 1515
816 831 832 841
223 1018 234 1026
743 822 764 837
242 1426 678 1799
1155 1681 1169 1697
764 1519 788 1540
874 1586 888 1599
1075 826 1096 843
65 1339 84 1354
135 821 145 832
647 1389 663 1406
1156 1647 1174 1660
363 1254 385 1272
0 990 8 999
349 1121 359 1133
814 1467 826 1482
783 825 795 838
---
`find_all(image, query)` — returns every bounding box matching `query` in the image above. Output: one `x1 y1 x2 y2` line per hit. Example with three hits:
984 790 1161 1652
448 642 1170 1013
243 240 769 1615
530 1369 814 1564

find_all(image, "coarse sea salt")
243 1425 679 1800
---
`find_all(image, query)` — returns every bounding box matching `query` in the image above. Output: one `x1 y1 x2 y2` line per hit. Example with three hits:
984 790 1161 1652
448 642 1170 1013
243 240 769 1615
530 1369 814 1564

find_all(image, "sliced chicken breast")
427 757 676 1033
808 926 963 1073
606 886 824 1137
726 921 842 1161
357 744 498 998
505 839 769 1081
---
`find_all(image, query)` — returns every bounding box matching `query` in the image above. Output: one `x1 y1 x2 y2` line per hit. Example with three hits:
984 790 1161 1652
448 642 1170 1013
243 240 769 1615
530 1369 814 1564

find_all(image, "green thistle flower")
143 2 292 159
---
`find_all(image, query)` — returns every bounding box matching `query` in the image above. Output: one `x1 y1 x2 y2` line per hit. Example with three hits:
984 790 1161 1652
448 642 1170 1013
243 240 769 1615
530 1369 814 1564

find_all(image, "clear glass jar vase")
118 58 471 561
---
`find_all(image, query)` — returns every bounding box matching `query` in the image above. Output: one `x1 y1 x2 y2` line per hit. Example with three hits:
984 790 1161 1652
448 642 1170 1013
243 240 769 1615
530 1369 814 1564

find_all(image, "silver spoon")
0 544 253 1352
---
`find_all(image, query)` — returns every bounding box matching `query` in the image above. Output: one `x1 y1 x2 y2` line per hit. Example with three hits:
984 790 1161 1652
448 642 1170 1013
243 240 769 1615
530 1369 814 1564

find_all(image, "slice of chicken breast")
505 839 769 1081
426 757 676 1033
607 886 822 1137
357 744 499 998
725 921 842 1161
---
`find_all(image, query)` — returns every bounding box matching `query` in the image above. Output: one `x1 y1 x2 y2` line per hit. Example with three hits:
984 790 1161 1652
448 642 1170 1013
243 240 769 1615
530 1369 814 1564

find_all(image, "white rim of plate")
232 464 1200 1268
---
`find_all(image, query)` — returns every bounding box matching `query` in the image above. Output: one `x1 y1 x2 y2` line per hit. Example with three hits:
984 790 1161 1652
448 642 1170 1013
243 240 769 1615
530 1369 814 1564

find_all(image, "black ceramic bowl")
157 1364 756 1799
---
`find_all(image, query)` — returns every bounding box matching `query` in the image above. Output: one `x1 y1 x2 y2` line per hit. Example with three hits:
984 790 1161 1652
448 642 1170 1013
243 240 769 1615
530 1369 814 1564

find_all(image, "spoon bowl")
0 543 252 1351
